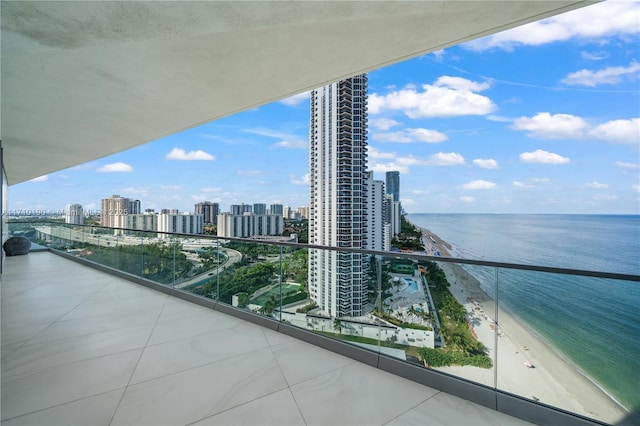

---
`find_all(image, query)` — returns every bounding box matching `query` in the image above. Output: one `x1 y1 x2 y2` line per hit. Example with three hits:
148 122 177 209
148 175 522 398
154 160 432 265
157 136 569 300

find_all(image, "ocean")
407 214 640 411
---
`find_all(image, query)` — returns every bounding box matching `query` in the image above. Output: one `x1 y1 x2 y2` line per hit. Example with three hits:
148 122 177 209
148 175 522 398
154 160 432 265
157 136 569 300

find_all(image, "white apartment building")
125 212 157 232
65 203 84 225
157 211 204 237
308 74 369 318
217 212 283 238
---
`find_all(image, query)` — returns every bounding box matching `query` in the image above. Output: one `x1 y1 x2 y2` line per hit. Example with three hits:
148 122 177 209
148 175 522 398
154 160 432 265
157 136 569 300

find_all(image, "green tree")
333 318 342 333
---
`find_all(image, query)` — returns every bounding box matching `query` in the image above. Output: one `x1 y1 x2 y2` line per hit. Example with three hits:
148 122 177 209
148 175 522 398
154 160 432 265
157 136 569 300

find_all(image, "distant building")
100 195 133 228
230 203 252 215
386 171 400 202
125 212 157 232
296 206 309 219
367 172 385 251
157 211 204 237
253 203 267 215
283 206 292 219
270 203 283 215
65 203 84 225
217 212 283 238
194 201 219 224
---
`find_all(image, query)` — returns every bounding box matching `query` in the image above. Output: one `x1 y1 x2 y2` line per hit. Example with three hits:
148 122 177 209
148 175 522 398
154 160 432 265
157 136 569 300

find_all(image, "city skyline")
8 1 640 215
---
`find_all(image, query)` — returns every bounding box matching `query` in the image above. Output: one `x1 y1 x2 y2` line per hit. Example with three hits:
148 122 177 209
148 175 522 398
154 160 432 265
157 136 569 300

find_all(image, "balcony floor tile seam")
123 340 284 389
0 386 128 425
144 318 266 349
381 390 444 425
184 386 306 426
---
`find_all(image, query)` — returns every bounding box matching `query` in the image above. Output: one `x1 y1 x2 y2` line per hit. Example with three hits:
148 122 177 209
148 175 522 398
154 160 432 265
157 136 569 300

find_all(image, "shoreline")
414 223 628 424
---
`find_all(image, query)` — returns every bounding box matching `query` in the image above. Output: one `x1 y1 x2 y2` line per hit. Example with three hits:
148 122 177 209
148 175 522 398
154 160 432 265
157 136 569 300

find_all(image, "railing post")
279 245 283 322
216 242 220 301
494 266 499 391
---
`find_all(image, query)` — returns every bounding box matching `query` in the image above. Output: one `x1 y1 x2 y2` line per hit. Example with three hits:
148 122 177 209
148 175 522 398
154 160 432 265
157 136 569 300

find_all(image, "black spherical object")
3 236 31 256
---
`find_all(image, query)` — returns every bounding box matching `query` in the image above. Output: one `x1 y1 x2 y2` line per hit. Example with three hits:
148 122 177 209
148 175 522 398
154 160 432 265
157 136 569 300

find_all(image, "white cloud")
121 187 150 196
512 113 588 139
369 162 410 174
165 148 215 161
432 50 446 62
594 194 619 201
369 76 495 118
588 118 640 146
279 91 310 106
401 198 418 208
487 115 511 123
459 196 475 203
464 1 640 51
562 61 640 87
459 180 496 190
531 177 551 183
580 51 609 61
27 175 48 182
426 152 466 166
513 181 534 189
435 76 491 92
473 158 499 169
367 146 396 160
369 118 402 130
412 189 430 195
585 181 609 189
238 170 267 176
200 187 222 193
161 185 183 191
290 173 309 185
274 139 307 149
616 161 640 169
369 149 464 173
373 128 448 144
519 149 571 164
633 184 640 193
97 162 134 173
244 128 307 149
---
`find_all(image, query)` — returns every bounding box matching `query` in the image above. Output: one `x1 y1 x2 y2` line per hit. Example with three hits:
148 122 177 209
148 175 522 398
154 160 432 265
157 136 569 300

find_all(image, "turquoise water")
402 278 419 292
407 214 640 411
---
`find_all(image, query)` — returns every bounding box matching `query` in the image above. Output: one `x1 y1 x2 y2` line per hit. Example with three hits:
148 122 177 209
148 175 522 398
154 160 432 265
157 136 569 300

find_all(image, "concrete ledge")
172 288 218 310
377 354 497 410
214 302 280 331
277 322 379 368
496 391 606 426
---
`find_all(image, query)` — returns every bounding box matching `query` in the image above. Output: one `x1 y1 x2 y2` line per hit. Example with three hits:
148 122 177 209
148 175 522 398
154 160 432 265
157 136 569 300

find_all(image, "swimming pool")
402 278 419 292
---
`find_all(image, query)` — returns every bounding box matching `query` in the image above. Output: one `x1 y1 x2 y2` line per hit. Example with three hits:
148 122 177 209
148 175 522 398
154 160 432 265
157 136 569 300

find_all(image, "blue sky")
10 1 640 215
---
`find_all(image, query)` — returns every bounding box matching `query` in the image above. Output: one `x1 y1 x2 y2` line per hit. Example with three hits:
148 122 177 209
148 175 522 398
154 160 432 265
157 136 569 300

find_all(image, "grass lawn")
251 283 301 305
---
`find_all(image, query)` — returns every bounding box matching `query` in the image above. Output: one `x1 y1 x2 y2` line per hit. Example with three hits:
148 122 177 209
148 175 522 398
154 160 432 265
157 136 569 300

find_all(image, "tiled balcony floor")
1 251 532 425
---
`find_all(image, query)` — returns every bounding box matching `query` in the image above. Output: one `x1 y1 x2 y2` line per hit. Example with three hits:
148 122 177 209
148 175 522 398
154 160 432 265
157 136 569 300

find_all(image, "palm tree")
333 318 342 334
408 305 417 323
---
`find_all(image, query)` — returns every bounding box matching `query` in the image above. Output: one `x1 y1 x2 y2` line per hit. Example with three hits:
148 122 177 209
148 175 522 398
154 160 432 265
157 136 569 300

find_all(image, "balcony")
1 250 530 426
2 223 637 425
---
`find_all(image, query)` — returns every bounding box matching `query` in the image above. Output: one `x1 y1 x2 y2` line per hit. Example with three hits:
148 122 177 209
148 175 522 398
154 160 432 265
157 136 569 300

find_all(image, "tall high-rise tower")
308 75 369 318
386 171 400 202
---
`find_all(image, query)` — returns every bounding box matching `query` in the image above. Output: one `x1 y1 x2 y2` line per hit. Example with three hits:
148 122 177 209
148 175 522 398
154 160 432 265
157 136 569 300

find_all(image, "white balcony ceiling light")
0 1 596 185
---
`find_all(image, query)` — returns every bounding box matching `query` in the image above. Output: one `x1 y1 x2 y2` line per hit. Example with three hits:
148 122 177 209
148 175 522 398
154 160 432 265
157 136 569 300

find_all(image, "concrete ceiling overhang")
1 1 596 185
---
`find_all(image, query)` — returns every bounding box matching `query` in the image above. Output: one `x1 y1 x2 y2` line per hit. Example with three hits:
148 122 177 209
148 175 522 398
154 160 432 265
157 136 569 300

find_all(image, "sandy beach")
418 226 628 424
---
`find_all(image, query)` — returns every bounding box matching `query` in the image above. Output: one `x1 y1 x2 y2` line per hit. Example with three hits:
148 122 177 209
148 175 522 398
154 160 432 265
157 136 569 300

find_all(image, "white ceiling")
1 1 595 185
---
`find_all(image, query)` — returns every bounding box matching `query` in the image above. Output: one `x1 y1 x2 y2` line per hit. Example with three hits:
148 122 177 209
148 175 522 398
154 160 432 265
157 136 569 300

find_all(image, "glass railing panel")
495 268 637 424
172 235 223 295
208 240 288 318
8 221 638 425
